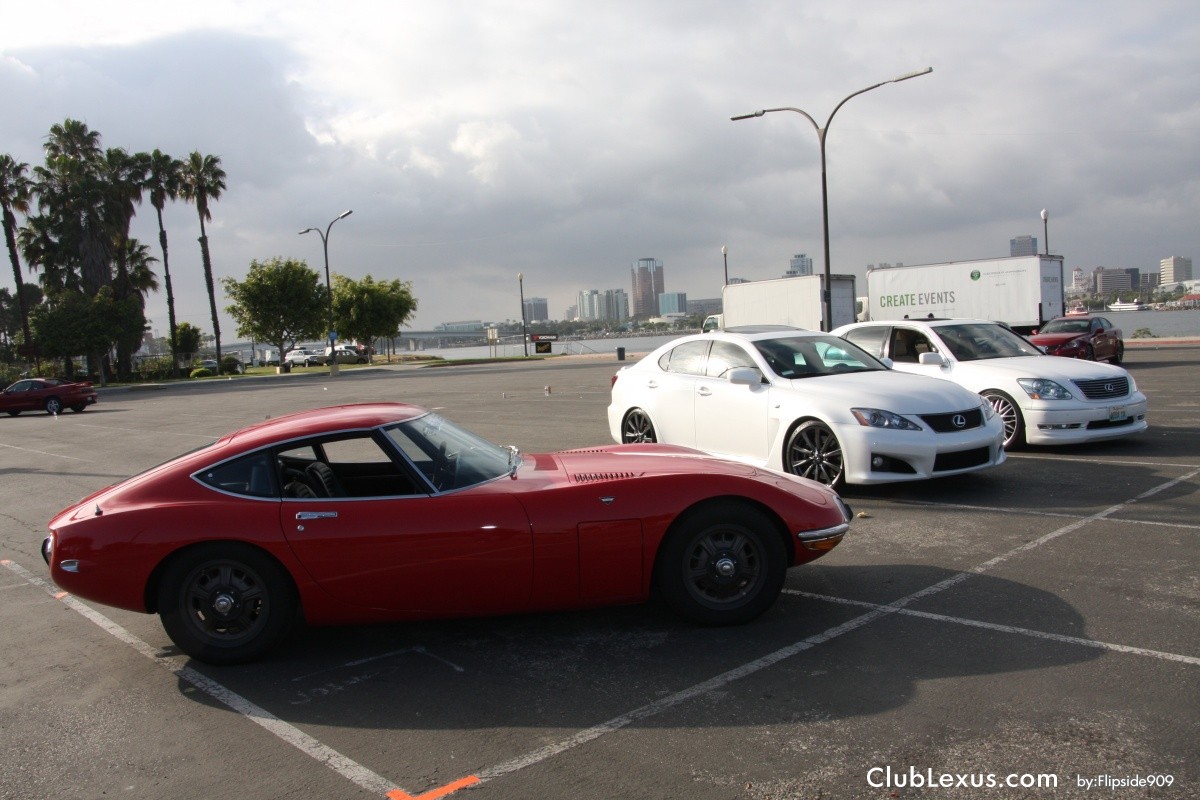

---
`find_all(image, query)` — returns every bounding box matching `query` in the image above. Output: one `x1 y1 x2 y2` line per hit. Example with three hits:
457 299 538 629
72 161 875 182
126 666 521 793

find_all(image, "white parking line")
1006 453 1200 470
0 559 407 799
0 442 93 462
786 591 1200 666
72 423 217 439
886 499 1200 531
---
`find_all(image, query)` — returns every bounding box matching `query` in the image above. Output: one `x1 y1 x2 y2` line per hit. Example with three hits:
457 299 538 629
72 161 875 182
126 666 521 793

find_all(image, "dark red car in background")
1 378 99 416
1029 315 1124 363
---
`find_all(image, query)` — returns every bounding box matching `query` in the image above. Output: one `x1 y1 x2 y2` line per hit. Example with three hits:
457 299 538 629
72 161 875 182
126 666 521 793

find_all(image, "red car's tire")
656 501 787 626
44 397 64 415
157 543 297 665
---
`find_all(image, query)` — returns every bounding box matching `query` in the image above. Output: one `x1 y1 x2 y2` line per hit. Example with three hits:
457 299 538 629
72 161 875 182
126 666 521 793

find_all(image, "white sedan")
834 319 1149 449
607 329 1006 488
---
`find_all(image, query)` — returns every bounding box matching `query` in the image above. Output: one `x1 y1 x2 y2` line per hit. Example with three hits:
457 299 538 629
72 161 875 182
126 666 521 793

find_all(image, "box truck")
865 255 1065 333
702 273 858 332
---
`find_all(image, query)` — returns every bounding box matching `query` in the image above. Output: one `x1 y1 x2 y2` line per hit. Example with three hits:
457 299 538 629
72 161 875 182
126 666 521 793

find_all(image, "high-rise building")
1010 235 1038 257
1161 256 1193 284
659 292 688 315
522 296 549 323
785 253 813 277
631 258 664 319
1071 267 1087 292
577 288 629 322
1092 267 1133 294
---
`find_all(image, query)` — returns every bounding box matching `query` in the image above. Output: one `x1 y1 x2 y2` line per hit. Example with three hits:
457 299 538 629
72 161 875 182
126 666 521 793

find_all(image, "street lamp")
732 67 933 331
1040 209 1049 255
721 245 729 286
517 272 529 357
299 209 353 376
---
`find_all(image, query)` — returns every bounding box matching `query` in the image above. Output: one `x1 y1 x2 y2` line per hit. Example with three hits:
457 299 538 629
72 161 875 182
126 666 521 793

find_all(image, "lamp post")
299 209 353 376
517 272 529 357
721 245 729 286
1040 209 1049 255
732 67 932 331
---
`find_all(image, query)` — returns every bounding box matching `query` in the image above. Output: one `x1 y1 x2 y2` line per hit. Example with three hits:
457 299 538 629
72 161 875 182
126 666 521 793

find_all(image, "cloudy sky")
2 1 1197 335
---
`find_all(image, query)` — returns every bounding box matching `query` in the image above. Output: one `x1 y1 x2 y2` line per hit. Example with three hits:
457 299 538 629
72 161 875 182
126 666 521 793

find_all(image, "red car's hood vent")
571 471 640 483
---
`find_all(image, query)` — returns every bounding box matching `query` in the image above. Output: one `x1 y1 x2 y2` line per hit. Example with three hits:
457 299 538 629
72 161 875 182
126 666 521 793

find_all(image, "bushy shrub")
136 356 177 381
221 355 244 374
189 367 214 379
1131 327 1156 339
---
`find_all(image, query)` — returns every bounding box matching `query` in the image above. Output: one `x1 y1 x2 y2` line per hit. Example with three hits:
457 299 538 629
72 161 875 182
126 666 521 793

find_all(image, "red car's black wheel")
1111 341 1124 364
157 544 296 665
44 396 63 415
657 502 786 626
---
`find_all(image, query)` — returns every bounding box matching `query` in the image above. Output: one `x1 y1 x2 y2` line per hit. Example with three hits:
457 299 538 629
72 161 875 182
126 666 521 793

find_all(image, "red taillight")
610 374 619 388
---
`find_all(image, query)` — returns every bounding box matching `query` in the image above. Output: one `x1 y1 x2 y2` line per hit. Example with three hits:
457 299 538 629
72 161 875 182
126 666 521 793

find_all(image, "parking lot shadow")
171 564 1101 732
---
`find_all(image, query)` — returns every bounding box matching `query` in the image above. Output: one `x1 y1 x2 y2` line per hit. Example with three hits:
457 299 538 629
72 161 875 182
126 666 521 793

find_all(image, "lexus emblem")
952 414 967 428
1105 382 1115 392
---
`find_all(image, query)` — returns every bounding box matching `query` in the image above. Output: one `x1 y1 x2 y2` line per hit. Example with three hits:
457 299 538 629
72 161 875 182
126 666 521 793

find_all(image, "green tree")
179 152 226 372
29 287 135 381
144 150 183 376
331 274 417 357
175 321 202 364
0 155 34 345
222 257 327 366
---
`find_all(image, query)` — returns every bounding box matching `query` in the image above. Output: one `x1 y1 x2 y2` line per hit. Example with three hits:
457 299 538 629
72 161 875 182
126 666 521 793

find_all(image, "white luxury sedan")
833 319 1149 449
607 328 1006 488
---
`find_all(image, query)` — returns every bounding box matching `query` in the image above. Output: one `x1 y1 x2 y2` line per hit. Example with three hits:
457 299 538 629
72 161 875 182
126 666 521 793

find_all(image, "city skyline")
2 2 1197 337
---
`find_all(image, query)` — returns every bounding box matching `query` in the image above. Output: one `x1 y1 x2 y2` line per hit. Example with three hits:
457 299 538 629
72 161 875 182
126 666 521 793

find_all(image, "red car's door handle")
296 511 338 520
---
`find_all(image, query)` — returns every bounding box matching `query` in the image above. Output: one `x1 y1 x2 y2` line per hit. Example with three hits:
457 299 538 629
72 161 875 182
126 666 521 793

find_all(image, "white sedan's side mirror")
918 352 947 366
727 367 763 386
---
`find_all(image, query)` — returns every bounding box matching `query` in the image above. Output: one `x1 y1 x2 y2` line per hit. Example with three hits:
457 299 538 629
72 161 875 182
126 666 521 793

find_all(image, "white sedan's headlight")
981 400 996 420
1016 378 1074 400
851 408 922 431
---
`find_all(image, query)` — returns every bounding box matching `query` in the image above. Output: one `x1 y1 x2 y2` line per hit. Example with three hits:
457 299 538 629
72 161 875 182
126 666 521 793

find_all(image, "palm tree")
100 148 151 379
38 120 110 295
179 152 226 372
0 154 34 346
144 150 183 376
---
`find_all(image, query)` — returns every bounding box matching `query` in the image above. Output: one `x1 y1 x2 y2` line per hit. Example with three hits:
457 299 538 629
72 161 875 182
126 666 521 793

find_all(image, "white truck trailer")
702 273 858 332
865 255 1065 333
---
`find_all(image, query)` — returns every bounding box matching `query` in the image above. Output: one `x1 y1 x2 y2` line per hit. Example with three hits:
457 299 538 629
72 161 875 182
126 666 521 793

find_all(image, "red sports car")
1028 315 1124 363
1 377 98 416
44 403 850 664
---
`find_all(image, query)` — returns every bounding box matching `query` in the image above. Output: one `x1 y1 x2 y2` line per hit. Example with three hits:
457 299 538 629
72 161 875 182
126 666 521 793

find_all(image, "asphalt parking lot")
2 347 1197 799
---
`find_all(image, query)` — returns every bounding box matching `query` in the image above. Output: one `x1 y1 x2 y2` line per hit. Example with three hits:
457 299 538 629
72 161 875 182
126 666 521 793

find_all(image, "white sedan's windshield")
753 335 885 379
935 323 1042 361
385 412 516 491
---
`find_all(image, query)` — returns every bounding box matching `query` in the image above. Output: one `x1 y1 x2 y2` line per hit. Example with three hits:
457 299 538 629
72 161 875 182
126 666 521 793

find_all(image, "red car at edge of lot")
1028 315 1124 363
1 378 99 416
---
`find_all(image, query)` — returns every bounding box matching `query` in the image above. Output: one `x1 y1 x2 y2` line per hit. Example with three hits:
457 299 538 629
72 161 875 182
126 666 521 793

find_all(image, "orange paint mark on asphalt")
54 591 69 599
387 775 481 800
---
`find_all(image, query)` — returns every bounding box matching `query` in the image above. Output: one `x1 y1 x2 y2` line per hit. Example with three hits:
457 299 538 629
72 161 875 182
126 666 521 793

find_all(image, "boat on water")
1107 298 1145 312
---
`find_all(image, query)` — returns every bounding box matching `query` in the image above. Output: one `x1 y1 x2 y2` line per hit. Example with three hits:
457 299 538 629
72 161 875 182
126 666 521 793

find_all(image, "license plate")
1108 405 1127 421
